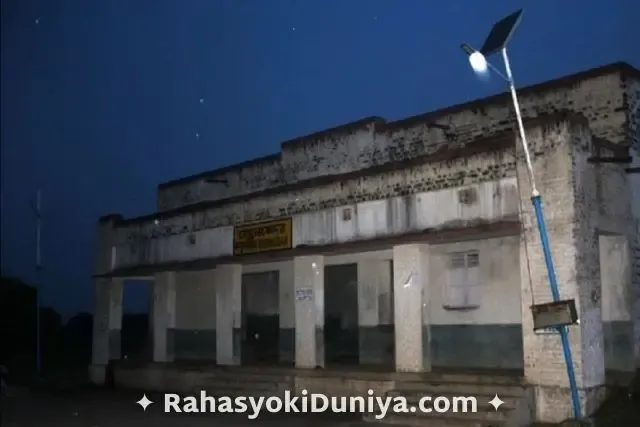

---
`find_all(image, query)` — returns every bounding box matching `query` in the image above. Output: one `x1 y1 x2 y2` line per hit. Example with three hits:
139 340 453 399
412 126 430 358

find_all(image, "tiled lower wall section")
167 324 527 369
167 322 634 373
280 328 295 364
359 325 395 366
169 329 216 360
108 329 121 360
284 323 524 369
603 321 635 372
430 324 524 370
168 327 295 364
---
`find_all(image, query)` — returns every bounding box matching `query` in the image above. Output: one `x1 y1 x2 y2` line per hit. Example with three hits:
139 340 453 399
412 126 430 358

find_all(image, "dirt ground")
1 388 366 427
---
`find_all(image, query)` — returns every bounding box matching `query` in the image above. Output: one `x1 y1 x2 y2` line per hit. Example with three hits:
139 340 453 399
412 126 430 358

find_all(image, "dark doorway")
325 263 359 365
242 271 279 365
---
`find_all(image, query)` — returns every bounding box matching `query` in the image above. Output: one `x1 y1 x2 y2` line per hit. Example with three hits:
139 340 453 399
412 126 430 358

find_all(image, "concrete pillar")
151 272 176 363
632 219 640 369
293 255 324 368
517 119 606 423
90 278 123 384
90 214 123 385
630 150 640 369
215 264 242 365
357 259 393 366
94 214 122 276
279 262 295 364
600 234 635 374
392 244 430 372
92 278 123 364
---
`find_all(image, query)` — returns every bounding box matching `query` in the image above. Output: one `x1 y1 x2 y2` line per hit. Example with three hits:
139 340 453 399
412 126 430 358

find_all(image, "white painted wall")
115 225 234 269
176 241 521 330
241 251 392 329
113 177 518 269
243 271 279 316
156 70 633 213
428 236 522 325
599 235 632 322
174 271 216 330
633 149 640 224
294 178 517 246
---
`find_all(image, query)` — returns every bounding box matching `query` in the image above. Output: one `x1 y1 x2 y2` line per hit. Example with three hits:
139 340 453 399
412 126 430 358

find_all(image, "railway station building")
91 62 640 424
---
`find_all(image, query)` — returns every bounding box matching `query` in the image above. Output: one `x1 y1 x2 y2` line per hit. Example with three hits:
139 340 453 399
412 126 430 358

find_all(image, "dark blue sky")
1 0 637 318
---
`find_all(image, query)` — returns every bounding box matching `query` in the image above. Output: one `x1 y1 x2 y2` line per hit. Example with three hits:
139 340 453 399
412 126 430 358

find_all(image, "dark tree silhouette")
0 276 38 381
1 275 151 384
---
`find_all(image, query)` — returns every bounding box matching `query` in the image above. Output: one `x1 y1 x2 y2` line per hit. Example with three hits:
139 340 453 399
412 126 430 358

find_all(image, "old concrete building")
91 62 639 424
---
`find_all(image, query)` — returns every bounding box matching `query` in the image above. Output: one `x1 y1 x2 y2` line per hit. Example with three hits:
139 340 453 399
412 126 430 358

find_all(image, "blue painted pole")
500 48 582 420
531 195 582 419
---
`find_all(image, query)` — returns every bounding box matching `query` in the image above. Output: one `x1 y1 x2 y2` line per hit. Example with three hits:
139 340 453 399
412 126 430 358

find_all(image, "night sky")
1 0 637 319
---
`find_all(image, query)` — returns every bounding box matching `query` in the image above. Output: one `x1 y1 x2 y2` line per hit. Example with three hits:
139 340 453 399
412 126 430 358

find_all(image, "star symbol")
488 394 503 410
137 394 153 411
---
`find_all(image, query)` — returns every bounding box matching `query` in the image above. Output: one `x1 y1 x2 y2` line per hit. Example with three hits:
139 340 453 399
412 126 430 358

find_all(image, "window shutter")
444 251 480 310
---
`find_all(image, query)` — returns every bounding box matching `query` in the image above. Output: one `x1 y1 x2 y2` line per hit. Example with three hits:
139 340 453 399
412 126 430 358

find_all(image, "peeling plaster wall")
633 214 640 367
428 236 523 369
281 123 380 181
595 144 636 371
115 142 519 269
171 271 216 360
102 67 639 279
623 75 640 151
596 149 632 233
114 175 519 269
625 75 640 366
156 69 636 213
157 154 284 212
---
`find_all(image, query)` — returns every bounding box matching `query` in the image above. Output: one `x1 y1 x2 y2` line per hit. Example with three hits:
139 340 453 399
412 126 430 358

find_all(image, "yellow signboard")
233 218 292 255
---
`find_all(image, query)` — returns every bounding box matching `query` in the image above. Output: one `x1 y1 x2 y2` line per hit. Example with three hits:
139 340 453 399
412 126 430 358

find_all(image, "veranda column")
215 264 242 365
392 244 431 372
293 255 325 368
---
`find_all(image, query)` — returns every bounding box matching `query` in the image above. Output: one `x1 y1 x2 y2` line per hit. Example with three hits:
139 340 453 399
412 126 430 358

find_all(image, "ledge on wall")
111 111 588 228
95 218 520 279
157 62 639 191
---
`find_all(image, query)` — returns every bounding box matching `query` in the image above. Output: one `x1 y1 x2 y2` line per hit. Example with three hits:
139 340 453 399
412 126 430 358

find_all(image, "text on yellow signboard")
233 218 292 255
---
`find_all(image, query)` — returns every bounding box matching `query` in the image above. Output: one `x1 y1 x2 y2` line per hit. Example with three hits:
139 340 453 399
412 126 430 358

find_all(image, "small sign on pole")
531 299 578 331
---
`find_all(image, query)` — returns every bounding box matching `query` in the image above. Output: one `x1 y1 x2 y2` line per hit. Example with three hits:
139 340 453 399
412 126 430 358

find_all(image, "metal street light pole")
32 188 42 378
460 9 582 420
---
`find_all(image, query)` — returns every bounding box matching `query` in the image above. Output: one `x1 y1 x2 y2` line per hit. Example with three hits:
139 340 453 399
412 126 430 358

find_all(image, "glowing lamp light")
469 51 488 73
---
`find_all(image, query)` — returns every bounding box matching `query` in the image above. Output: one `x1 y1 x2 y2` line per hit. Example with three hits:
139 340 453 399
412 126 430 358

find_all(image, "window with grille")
444 251 481 310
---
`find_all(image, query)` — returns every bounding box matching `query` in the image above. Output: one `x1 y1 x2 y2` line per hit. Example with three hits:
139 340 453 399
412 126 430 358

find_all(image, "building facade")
91 62 640 422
